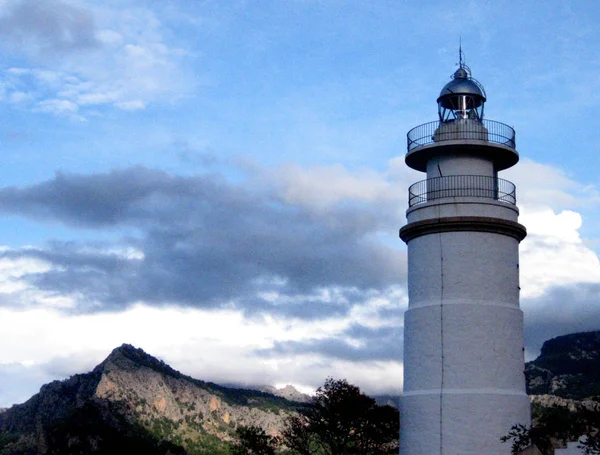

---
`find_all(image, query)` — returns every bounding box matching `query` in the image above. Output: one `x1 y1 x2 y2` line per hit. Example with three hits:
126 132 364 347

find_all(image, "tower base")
401 392 530 455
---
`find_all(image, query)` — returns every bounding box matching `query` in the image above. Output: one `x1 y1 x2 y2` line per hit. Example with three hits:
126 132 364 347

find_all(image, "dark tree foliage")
43 401 187 455
282 378 399 455
502 404 600 455
232 425 280 455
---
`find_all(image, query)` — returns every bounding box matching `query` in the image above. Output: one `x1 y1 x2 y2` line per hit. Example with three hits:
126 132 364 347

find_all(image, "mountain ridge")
526 330 600 399
2 330 600 454
0 344 304 454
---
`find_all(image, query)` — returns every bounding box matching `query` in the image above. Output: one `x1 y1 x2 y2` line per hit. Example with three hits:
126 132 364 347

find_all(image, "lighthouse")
399 56 531 455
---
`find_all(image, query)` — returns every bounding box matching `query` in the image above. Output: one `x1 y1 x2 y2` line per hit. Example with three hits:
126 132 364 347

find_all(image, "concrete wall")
426 154 495 179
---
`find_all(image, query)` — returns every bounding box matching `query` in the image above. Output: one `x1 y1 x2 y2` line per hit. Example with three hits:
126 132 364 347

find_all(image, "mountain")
518 332 600 454
256 385 311 403
526 330 600 400
0 344 303 455
257 386 401 409
3 332 599 454
372 395 400 409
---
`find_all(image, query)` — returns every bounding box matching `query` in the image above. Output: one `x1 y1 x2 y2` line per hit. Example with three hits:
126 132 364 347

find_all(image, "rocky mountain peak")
107 343 142 359
1 344 306 454
94 343 181 378
258 384 311 403
100 343 154 365
539 331 600 362
526 330 600 399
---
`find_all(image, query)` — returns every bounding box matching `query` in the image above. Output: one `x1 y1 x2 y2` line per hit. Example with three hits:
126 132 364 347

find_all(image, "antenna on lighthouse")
455 39 471 77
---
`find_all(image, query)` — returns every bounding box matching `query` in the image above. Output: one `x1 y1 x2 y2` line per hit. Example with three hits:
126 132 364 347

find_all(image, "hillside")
2 332 599 454
0 344 304 455
526 331 600 400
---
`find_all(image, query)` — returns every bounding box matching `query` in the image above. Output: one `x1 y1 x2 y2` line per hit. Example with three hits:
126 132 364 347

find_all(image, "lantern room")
437 65 486 122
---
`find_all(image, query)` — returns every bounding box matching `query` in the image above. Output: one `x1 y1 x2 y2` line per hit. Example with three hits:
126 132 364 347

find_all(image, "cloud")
0 157 597 403
0 166 406 315
505 160 591 212
34 98 83 121
0 0 193 115
273 163 398 210
0 156 595 322
0 304 402 407
502 160 600 298
499 159 600 357
253 284 406 367
259 323 402 362
519 209 600 298
523 283 600 360
0 0 99 55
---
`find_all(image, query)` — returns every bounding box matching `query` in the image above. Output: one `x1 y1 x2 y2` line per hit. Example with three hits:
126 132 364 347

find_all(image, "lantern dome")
437 65 486 122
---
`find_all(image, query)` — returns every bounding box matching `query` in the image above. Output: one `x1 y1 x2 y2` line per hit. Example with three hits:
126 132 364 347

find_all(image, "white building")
399 59 531 455
555 440 588 455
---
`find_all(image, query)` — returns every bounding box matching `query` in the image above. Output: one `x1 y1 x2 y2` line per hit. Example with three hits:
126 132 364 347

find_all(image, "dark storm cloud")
0 0 99 56
0 167 212 227
523 283 600 359
258 323 402 362
0 167 406 316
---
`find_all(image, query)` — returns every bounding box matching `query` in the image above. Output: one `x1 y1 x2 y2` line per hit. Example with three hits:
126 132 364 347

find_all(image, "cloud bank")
0 165 406 318
0 158 598 405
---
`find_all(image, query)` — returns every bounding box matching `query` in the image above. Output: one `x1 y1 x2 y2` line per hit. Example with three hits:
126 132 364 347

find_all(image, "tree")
502 404 600 455
232 425 281 455
281 378 399 455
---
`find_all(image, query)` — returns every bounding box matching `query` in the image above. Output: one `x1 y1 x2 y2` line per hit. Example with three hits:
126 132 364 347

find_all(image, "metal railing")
408 175 516 207
407 119 516 152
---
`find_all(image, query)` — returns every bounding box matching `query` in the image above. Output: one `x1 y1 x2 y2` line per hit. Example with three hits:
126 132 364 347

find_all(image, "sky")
1 0 600 408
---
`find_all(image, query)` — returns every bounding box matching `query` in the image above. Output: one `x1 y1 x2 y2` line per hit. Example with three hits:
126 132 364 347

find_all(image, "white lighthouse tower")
399 56 531 455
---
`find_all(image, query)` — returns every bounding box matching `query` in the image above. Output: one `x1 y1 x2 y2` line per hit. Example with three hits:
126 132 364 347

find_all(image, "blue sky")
1 0 600 407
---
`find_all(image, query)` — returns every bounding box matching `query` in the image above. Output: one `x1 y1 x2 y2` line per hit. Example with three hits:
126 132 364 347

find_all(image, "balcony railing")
408 175 516 207
407 119 516 152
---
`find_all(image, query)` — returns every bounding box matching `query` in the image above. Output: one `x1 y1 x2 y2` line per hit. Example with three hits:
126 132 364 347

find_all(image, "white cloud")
0 251 52 293
275 163 396 209
35 99 79 115
347 286 407 328
0 301 399 407
267 157 419 232
0 0 194 117
501 160 600 298
520 209 600 298
0 157 597 407
116 100 146 111
0 251 79 310
505 160 585 211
